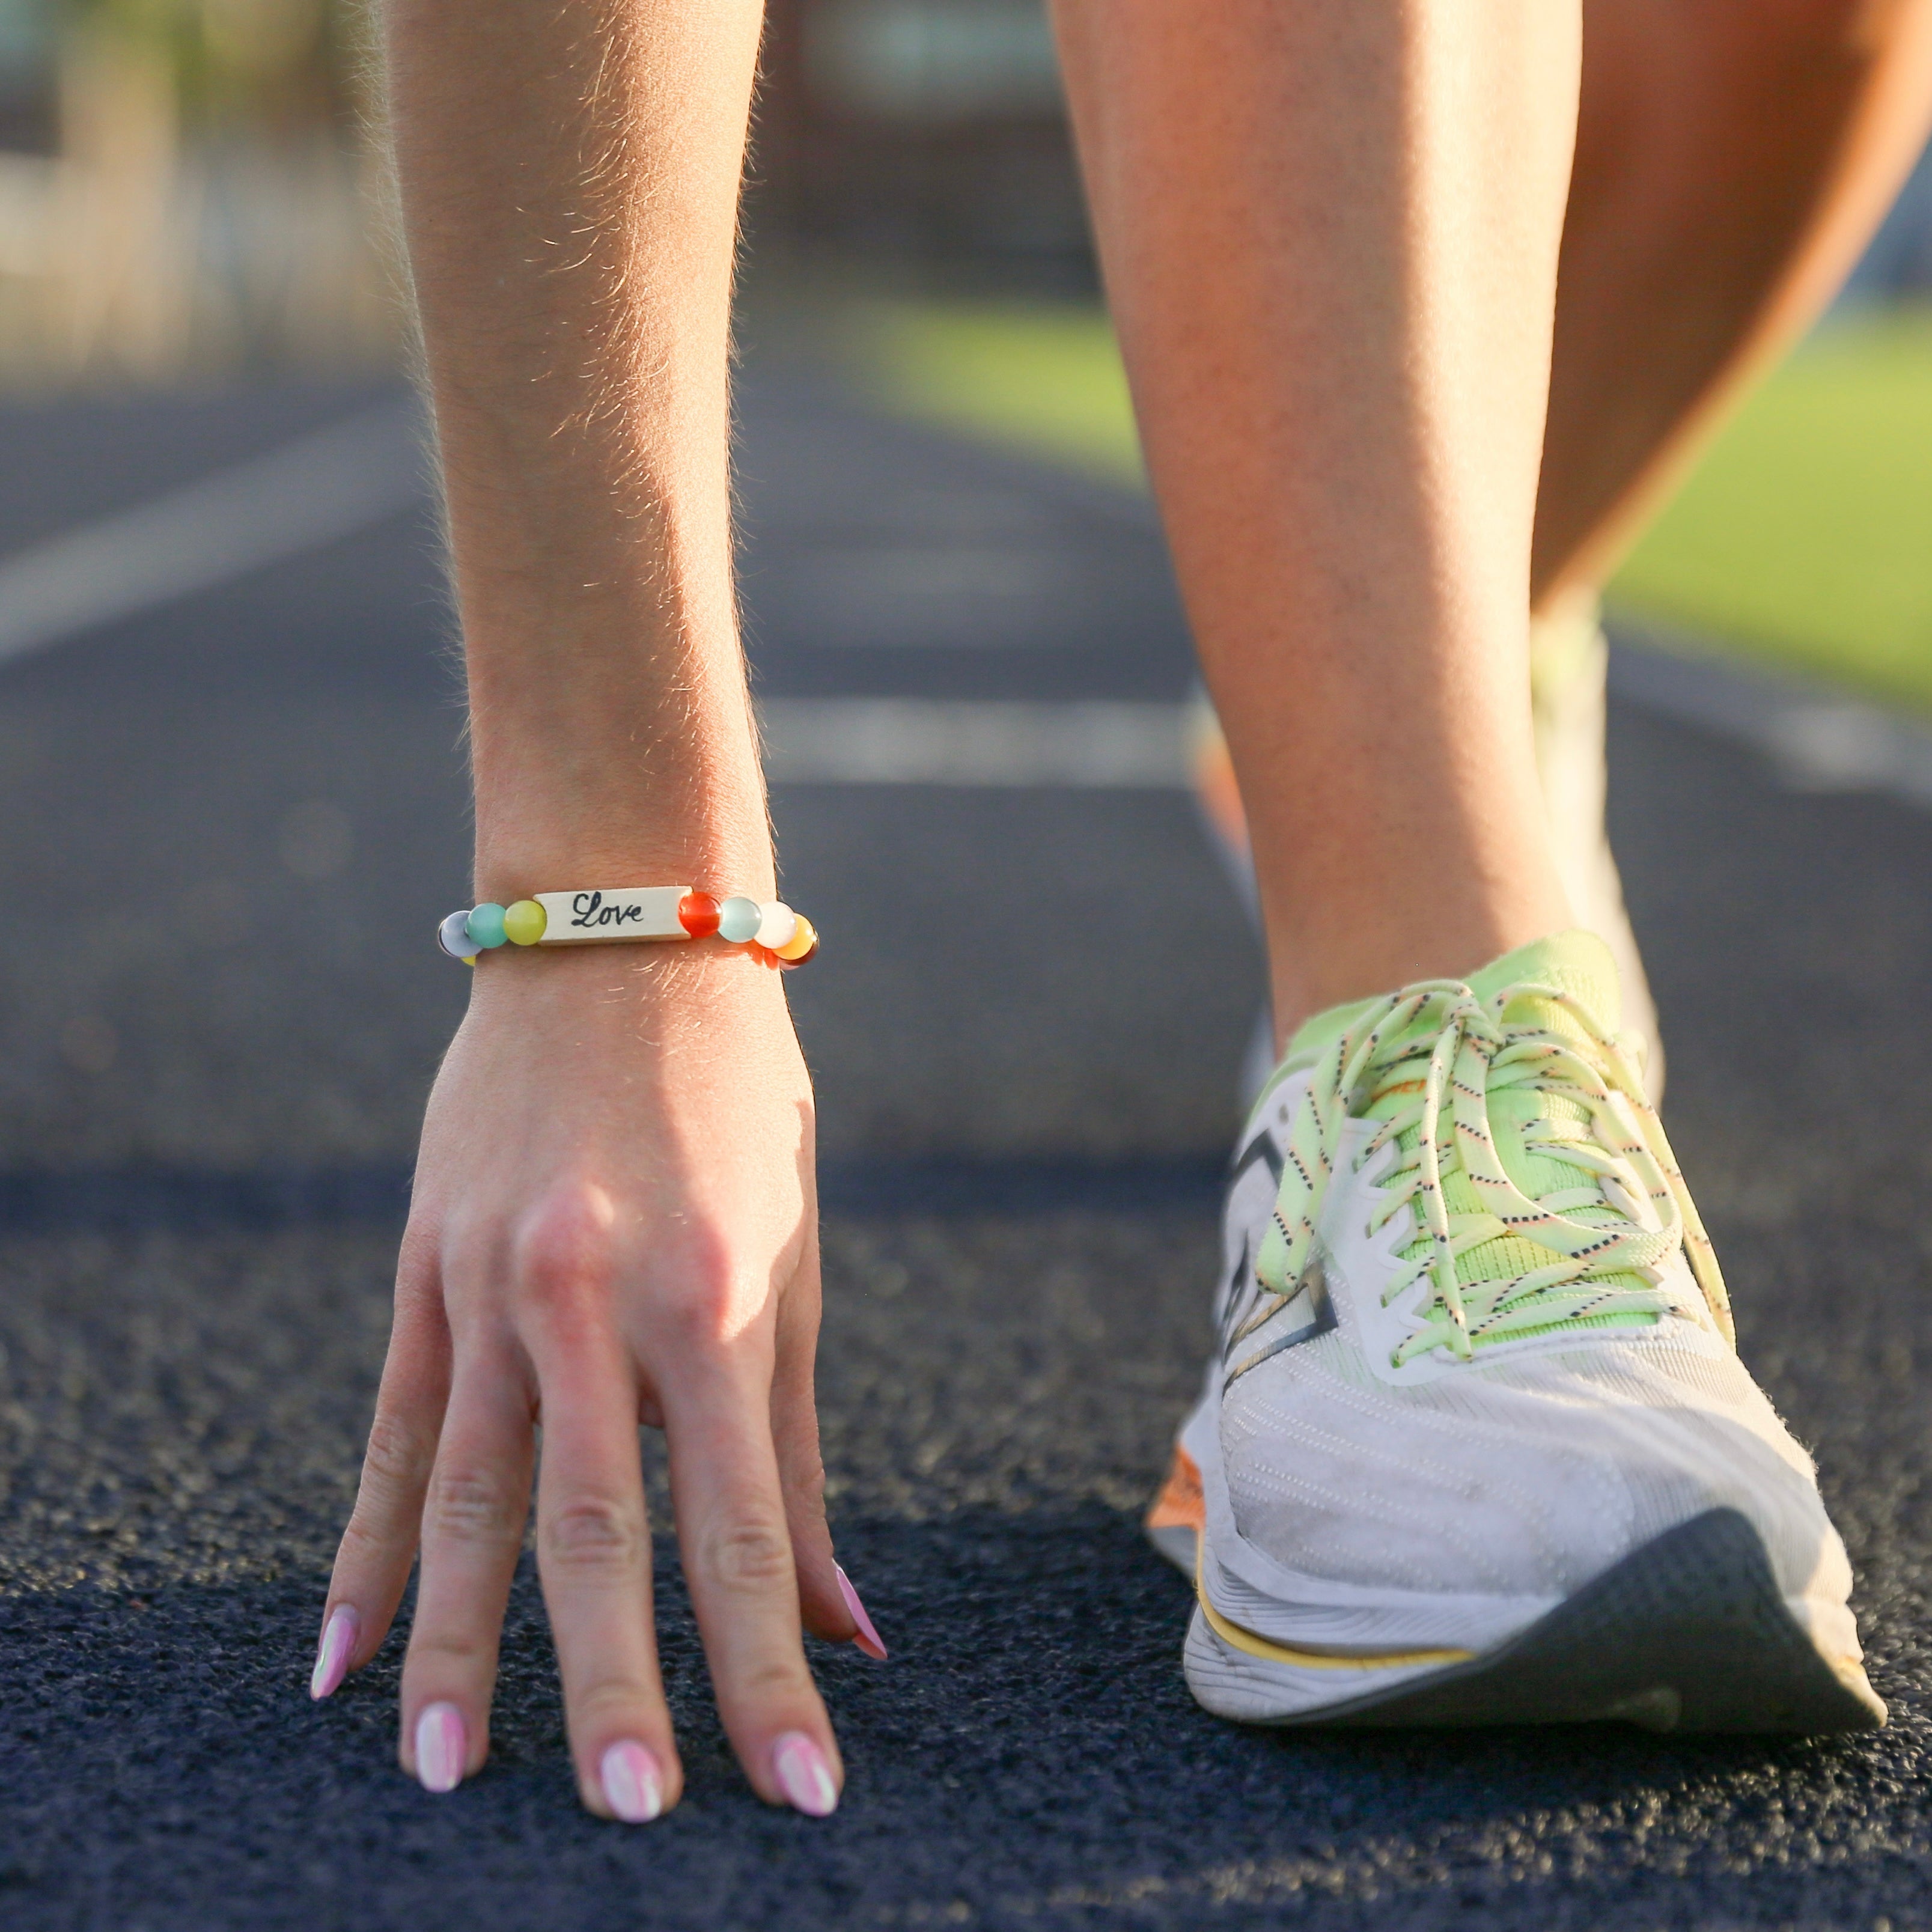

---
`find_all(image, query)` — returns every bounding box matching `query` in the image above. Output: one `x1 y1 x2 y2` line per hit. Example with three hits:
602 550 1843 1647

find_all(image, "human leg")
1055 1 1882 1732
1540 0 1932 604
1050 1 1577 1045
1524 0 1932 1082
1172 0 1932 1086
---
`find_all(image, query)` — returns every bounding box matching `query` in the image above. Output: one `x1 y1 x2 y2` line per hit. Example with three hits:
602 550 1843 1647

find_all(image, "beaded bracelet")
436 887 819 969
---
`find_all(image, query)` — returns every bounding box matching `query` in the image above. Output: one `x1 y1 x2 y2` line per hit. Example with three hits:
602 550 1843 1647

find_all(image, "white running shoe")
1147 931 1883 1733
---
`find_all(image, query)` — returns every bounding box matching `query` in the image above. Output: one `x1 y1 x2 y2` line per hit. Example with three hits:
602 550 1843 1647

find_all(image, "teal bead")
466 902 508 949
718 895 762 943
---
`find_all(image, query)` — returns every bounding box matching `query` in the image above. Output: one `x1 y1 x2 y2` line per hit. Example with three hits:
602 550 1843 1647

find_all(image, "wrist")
470 737 773 903
463 589 771 898
472 817 775 909
462 926 796 1019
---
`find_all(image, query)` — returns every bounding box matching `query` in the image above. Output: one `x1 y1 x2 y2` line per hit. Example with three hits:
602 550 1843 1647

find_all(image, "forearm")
382 0 769 897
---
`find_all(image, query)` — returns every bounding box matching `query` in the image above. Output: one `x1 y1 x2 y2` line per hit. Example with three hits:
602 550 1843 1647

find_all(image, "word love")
569 891 647 930
534 885 689 943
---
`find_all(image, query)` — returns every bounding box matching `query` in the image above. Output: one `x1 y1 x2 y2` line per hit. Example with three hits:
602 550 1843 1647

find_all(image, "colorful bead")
466 903 508 949
437 884 816 965
678 891 721 939
718 895 762 944
503 898 547 946
755 901 799 951
438 910 478 961
776 914 818 963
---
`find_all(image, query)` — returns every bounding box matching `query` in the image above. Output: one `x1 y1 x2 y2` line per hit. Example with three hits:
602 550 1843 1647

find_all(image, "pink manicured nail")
599 1740 663 1823
309 1604 358 1701
835 1564 888 1661
772 1731 838 1817
415 1702 468 1794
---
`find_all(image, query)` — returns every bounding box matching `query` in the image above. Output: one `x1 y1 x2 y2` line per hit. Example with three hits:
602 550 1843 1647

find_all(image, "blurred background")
0 0 1922 696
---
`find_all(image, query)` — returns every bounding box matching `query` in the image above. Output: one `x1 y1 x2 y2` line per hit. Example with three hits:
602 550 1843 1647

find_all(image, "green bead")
718 896 761 943
503 899 547 946
466 903 508 949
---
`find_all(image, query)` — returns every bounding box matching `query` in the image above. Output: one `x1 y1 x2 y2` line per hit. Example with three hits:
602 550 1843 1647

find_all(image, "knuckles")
466 1177 761 1353
511 1181 622 1330
695 1513 795 1597
541 1495 646 1577
427 1467 527 1547
437 1175 783 1371
359 1410 436 1506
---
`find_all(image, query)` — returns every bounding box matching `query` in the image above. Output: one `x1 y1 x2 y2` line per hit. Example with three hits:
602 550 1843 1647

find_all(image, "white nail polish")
772 1731 838 1817
600 1740 663 1823
309 1604 358 1701
415 1701 467 1794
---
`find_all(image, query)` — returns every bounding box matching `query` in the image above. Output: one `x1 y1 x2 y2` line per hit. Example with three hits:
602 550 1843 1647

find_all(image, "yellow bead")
776 914 817 963
503 898 547 946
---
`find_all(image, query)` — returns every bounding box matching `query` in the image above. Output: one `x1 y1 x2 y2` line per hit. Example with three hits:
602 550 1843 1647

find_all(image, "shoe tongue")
1283 930 1620 1070
1283 931 1633 1302
1466 928 1620 1038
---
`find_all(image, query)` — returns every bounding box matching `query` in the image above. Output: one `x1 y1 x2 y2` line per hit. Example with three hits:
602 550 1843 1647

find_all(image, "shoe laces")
1256 973 1731 1368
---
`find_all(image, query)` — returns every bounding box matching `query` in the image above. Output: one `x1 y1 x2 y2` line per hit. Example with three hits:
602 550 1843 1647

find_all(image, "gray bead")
437 909 477 960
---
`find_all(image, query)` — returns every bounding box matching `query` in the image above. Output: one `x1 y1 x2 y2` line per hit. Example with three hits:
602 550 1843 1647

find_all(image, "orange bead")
678 891 721 939
776 915 818 963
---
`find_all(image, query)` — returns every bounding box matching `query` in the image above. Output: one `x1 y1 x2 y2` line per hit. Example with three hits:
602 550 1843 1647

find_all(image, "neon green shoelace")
1254 974 1731 1367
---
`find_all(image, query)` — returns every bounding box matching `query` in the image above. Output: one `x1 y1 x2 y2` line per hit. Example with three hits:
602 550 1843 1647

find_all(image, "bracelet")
436 887 819 968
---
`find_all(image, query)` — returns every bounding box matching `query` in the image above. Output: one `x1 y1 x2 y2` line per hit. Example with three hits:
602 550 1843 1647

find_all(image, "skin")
1049 0 1932 1041
1539 0 1932 606
316 0 1932 1817
315 0 856 1818
1050 0 1582 1038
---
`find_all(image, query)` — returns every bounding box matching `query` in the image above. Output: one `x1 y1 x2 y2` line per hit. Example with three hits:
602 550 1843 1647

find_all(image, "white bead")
755 901 798 951
437 910 478 960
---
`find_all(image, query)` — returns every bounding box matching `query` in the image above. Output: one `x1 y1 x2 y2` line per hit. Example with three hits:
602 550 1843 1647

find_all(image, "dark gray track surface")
2 340 1931 1931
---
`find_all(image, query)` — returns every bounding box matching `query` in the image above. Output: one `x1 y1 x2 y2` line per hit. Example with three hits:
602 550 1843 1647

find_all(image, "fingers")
529 1326 680 1822
313 1240 451 1698
770 1244 874 1653
397 1351 534 1793
772 1233 887 1663
320 1184 868 1820
666 1346 844 1815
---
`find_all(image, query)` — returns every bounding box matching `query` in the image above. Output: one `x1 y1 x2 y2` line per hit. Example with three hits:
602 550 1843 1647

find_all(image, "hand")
309 942 873 1818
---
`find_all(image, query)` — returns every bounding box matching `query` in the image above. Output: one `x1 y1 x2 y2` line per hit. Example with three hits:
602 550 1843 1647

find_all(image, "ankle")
1265 899 1573 1052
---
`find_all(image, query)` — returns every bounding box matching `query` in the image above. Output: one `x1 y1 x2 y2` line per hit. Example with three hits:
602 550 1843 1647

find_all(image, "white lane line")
765 642 1932 800
8 406 1923 813
0 403 423 669
1608 626 1932 811
760 696 1189 788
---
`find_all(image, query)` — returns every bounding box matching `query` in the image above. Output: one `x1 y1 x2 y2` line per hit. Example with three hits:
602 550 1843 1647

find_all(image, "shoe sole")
1174 1504 1884 1734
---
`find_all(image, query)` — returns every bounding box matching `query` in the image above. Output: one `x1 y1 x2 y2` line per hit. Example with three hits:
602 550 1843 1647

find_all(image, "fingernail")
835 1564 888 1661
309 1604 358 1701
772 1730 838 1817
415 1702 468 1795
599 1740 663 1824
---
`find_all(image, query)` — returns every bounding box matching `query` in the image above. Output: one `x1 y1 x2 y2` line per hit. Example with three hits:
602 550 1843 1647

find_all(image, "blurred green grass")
859 298 1932 714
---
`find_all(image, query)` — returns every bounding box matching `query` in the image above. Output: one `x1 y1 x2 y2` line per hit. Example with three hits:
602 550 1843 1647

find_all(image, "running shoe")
1147 930 1883 1732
